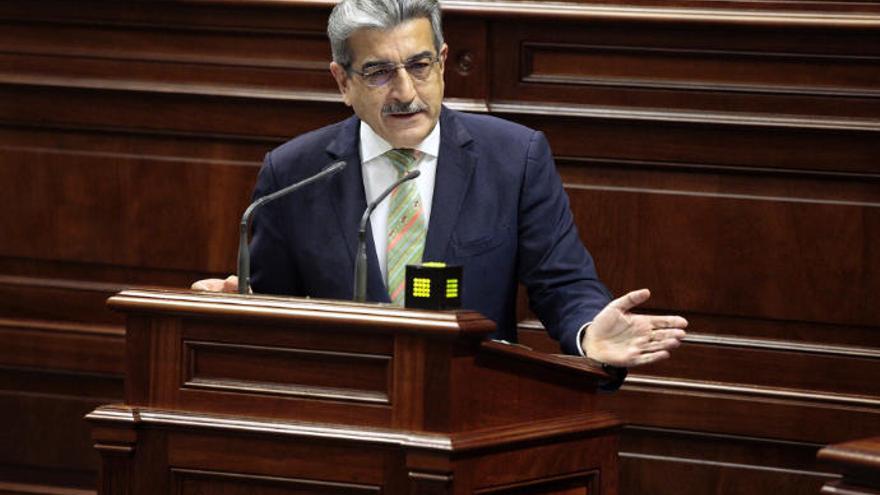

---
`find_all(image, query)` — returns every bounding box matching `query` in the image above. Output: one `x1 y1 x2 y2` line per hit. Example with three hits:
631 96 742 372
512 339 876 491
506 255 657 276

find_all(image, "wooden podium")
87 289 621 494
818 436 880 494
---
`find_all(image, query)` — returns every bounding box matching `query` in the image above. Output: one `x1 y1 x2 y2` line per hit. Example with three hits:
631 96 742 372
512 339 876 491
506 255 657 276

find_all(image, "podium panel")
88 290 620 494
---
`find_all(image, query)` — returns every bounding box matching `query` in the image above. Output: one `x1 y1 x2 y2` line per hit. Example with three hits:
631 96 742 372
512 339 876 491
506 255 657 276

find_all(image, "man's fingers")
641 335 683 352
191 278 227 292
651 329 687 341
633 350 671 366
651 315 689 330
191 275 239 293
222 275 240 293
596 296 689 367
608 288 651 312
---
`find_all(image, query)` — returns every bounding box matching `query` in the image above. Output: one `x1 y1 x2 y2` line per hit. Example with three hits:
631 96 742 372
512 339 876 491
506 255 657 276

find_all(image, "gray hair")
328 0 444 69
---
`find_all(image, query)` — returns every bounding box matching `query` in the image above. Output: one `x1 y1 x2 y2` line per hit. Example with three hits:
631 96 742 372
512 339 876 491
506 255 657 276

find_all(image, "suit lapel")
424 108 476 262
326 116 390 303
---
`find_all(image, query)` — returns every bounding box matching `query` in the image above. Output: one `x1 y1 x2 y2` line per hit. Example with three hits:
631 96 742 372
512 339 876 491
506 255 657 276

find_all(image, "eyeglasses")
349 55 440 88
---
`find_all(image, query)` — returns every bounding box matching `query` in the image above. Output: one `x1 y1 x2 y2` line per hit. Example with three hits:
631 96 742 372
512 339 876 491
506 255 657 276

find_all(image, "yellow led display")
412 277 431 298
446 278 459 298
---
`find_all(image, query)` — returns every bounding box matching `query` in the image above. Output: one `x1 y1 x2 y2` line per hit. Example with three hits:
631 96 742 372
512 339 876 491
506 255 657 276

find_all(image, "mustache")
382 101 427 115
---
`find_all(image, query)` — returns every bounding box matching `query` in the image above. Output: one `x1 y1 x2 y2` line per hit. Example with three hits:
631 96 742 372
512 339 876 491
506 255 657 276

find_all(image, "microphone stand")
353 169 421 302
237 160 347 294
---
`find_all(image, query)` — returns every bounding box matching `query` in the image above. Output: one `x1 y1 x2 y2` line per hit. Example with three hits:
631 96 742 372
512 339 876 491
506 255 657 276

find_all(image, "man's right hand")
191 275 239 293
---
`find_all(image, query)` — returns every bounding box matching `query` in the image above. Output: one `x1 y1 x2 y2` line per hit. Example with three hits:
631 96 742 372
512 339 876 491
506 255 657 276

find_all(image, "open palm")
582 289 688 367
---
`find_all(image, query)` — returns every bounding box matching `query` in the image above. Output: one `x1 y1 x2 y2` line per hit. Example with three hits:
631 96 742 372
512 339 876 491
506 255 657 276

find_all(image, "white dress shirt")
360 121 440 282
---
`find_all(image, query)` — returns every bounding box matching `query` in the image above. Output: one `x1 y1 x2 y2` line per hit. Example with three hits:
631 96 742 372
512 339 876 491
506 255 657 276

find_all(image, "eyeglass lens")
361 57 435 87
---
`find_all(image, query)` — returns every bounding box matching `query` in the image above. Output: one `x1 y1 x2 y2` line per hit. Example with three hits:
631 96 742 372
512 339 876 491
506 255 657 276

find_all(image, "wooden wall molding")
622 425 827 462
620 451 836 493
506 115 879 173
0 274 127 294
616 425 836 492
621 451 835 478
0 73 343 103
0 481 95 495
445 1 880 27
563 183 880 209
0 319 123 374
158 0 880 26
522 323 880 405
682 332 880 360
14 76 875 146
623 375 880 409
493 102 880 132
603 387 879 444
520 42 880 100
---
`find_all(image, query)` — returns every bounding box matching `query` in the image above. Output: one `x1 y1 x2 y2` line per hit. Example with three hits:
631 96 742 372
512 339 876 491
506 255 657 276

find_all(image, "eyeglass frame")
346 52 441 88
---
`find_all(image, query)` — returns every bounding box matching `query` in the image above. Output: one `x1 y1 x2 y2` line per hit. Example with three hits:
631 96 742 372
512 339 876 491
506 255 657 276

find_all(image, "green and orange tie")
385 149 426 305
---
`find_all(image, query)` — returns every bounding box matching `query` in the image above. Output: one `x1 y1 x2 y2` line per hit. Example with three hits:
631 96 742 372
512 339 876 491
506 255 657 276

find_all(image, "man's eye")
365 67 393 78
408 62 431 70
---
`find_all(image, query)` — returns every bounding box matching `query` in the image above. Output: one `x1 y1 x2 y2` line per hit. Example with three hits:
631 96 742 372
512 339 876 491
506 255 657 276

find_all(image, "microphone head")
404 169 421 180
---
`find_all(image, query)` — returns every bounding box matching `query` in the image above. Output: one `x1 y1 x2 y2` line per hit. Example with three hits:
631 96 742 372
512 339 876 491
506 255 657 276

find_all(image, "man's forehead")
348 18 434 64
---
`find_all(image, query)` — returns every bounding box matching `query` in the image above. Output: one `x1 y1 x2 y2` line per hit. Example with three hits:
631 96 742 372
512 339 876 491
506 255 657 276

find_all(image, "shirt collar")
359 119 441 163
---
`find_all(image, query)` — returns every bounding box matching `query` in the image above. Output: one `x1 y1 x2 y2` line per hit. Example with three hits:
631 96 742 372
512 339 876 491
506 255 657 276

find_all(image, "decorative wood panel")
0 133 259 273
492 20 880 120
183 340 393 403
560 173 879 325
0 367 122 494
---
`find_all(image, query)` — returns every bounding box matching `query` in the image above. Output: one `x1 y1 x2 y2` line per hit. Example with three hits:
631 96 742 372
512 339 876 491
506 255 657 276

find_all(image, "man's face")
330 18 447 148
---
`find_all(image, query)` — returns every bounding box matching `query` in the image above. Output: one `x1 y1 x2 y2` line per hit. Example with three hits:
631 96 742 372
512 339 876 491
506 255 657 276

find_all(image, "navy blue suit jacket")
250 107 612 354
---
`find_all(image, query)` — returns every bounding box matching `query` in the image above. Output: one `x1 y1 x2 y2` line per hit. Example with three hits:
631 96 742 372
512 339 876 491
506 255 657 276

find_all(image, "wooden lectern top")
108 289 496 337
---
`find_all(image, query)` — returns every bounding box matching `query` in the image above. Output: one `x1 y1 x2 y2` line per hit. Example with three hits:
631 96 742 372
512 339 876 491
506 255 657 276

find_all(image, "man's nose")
388 66 417 99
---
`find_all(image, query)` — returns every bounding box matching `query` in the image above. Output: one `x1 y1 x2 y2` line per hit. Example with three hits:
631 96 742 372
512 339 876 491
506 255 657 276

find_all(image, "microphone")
353 169 421 302
237 160 347 294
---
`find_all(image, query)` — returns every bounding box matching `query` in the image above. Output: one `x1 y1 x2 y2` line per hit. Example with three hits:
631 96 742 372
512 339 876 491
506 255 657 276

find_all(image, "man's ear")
438 43 448 74
329 62 352 107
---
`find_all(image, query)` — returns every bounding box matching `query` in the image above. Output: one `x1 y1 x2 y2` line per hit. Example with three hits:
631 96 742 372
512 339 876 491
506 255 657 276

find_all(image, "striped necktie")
385 148 426 305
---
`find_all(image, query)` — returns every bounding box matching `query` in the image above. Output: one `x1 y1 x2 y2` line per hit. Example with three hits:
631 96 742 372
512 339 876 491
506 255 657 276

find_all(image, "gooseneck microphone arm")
353 169 421 302
237 160 347 295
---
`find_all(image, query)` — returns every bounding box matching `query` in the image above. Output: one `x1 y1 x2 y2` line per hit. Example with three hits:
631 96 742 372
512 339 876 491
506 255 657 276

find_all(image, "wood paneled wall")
0 1 877 494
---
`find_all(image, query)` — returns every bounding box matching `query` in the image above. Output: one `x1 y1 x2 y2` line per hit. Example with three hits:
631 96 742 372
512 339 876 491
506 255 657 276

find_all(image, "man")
193 0 687 375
